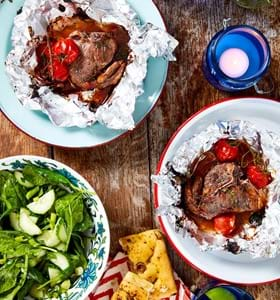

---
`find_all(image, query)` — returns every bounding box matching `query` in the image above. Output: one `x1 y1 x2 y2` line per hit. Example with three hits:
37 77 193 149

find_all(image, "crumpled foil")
152 120 280 258
5 0 178 129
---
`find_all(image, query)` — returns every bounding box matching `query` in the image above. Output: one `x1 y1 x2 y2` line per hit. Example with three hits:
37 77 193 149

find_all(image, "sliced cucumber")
19 208 41 236
49 252 70 271
14 171 34 188
30 284 45 299
27 189 55 215
48 266 63 286
37 230 60 247
9 212 21 231
55 218 67 243
55 243 67 252
29 215 39 224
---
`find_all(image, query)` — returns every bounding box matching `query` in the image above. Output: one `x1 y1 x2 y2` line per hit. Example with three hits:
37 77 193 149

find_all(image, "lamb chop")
34 14 130 108
185 162 268 220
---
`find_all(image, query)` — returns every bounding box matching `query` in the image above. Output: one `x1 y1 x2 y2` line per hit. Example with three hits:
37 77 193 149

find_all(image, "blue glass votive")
195 284 254 300
202 25 271 92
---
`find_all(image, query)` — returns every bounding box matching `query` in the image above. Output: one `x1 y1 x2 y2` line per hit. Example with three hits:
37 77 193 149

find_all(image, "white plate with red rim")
154 97 280 285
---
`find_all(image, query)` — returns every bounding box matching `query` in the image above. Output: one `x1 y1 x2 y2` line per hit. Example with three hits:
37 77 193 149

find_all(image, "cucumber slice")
9 212 21 231
27 189 55 215
30 216 39 224
48 266 61 280
48 266 63 286
55 243 67 252
37 230 60 247
55 218 67 242
19 208 41 236
49 252 70 271
14 171 34 188
30 284 45 299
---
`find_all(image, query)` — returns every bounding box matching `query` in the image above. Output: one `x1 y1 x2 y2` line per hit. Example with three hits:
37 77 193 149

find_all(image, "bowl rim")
154 96 280 286
0 154 111 299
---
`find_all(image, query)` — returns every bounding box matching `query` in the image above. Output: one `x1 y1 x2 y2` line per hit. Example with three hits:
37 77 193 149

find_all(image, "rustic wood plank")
53 122 152 255
150 0 280 298
0 113 50 157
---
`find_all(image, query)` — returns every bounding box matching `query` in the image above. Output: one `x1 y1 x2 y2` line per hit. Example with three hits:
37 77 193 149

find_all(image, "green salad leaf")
0 258 22 294
0 166 96 299
55 192 84 248
0 172 26 220
0 255 28 300
22 165 73 187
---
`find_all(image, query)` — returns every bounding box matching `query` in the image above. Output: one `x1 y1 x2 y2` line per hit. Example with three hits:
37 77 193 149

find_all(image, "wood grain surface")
1 0 280 299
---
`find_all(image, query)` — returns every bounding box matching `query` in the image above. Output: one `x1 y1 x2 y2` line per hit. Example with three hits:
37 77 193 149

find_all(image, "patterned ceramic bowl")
0 155 110 300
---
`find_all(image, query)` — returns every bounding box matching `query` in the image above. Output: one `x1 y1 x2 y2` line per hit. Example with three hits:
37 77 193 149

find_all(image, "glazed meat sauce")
34 14 130 109
183 138 272 235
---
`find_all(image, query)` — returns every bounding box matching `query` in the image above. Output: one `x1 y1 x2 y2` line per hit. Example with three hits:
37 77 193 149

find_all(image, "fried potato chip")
111 271 154 300
119 229 177 299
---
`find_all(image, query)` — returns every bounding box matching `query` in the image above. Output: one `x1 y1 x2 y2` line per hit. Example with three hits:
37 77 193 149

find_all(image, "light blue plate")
0 0 167 148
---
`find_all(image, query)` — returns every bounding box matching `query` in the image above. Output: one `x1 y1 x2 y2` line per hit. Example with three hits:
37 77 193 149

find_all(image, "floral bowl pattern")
0 155 110 300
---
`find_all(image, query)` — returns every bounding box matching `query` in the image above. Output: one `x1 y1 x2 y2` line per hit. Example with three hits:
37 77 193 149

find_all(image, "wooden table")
1 0 280 299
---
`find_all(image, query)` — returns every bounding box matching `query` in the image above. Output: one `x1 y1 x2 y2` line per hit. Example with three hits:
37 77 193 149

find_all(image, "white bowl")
0 155 110 299
154 97 280 285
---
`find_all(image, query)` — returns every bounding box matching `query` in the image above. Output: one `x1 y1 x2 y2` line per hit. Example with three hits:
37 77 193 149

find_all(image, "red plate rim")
154 96 280 286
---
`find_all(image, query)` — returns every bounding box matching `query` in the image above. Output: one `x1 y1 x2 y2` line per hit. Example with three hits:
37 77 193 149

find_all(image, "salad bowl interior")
0 155 110 300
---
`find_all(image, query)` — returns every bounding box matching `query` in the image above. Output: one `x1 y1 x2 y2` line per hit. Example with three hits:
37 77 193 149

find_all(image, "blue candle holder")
202 22 271 92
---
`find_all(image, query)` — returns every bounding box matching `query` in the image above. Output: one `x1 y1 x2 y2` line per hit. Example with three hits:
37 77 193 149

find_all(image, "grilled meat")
185 162 268 220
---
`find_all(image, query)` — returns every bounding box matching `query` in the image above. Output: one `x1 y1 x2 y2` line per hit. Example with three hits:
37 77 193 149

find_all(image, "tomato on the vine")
214 213 236 236
49 59 69 82
247 165 272 189
52 38 80 64
214 139 239 162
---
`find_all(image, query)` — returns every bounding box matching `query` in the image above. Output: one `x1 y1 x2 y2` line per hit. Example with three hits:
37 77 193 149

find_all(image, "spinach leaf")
74 206 93 232
16 279 34 300
0 171 13 194
0 178 25 220
55 192 84 247
72 236 88 269
23 165 72 187
0 231 42 258
0 258 21 294
28 267 46 284
0 255 28 300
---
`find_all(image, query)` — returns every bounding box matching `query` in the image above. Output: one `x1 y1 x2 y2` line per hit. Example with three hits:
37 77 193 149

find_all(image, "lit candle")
219 48 249 78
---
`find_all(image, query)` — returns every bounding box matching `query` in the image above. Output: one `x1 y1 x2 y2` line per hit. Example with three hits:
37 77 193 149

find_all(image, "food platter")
154 97 280 285
0 0 168 148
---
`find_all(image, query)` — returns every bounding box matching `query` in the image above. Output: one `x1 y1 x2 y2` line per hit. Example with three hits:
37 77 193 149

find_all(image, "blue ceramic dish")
0 0 168 148
0 155 110 300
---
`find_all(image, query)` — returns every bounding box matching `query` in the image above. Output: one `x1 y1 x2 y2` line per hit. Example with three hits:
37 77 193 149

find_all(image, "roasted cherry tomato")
247 165 272 189
214 213 236 236
52 38 80 64
49 59 69 82
214 139 239 162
